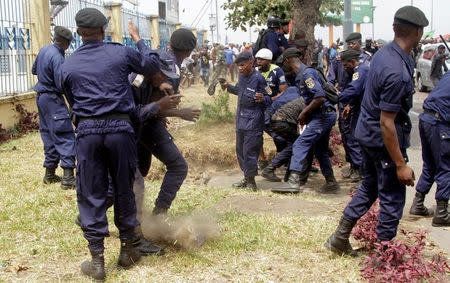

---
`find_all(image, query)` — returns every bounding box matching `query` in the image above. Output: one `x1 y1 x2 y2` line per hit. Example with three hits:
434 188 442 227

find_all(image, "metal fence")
0 0 33 96
121 6 151 49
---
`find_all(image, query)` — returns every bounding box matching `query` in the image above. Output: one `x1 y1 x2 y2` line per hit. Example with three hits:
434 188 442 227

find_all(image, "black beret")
234 52 253 64
75 8 108 28
294 39 308 48
170 28 196 51
393 6 429 27
54 26 73 41
282 48 302 60
340 49 360 61
345 32 362 43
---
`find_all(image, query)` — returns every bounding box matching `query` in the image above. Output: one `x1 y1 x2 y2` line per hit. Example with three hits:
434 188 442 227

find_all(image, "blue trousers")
344 146 407 241
138 120 188 210
416 114 450 201
36 93 75 169
270 121 298 168
289 112 336 177
236 129 263 177
76 120 138 254
339 104 362 169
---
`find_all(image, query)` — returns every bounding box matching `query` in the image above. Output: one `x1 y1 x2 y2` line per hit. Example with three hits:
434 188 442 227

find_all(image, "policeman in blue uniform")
338 49 370 183
274 48 339 194
129 24 198 215
326 6 428 255
409 72 450 226
219 52 269 190
61 8 161 280
32 26 76 190
328 32 371 182
257 16 283 61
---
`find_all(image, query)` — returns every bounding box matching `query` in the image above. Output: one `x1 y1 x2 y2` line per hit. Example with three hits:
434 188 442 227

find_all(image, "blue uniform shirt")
62 41 159 117
327 50 371 91
355 41 415 149
295 64 332 118
423 71 450 122
339 63 370 105
264 30 282 60
278 33 289 50
224 49 234 65
227 70 269 131
32 44 65 94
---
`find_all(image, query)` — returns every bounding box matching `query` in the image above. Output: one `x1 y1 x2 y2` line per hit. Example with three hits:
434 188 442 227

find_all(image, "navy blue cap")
234 52 253 64
282 48 302 60
75 8 108 28
345 32 362 43
157 51 180 79
54 26 73 41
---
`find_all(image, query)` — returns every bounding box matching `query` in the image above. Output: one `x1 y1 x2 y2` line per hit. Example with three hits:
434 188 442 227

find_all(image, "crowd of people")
31 4 450 281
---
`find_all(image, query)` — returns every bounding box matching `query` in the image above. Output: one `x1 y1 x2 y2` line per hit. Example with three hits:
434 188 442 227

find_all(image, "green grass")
0 131 365 282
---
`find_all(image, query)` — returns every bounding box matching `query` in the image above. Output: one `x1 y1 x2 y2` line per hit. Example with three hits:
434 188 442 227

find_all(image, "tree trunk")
290 0 322 64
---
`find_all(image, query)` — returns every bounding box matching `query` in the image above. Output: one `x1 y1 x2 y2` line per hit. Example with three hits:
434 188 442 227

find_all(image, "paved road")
403 91 449 254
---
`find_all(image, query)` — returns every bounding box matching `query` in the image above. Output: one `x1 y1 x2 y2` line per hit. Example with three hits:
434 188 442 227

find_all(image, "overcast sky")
138 0 448 46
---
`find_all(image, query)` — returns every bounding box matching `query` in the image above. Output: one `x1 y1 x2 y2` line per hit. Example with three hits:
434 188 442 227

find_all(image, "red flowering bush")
351 200 450 282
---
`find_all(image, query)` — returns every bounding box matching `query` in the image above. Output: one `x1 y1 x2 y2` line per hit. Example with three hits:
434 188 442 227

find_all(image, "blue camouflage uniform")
289 65 337 178
338 63 370 171
32 44 75 170
62 40 159 254
343 41 414 241
227 70 269 178
415 71 450 202
328 51 371 171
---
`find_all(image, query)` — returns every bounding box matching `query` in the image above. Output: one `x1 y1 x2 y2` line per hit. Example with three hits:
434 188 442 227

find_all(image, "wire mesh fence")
0 0 33 96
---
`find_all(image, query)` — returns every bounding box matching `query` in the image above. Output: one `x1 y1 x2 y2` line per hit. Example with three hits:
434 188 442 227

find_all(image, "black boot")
43 167 61 184
61 168 76 190
81 251 106 280
325 217 357 256
245 176 258 191
271 171 303 194
118 239 141 268
261 164 281 182
432 200 450 227
232 178 247 188
152 206 168 215
409 192 434 217
318 175 340 194
257 160 269 171
133 227 165 256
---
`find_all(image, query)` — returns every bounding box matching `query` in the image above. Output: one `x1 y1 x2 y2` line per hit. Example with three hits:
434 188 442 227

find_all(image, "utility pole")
343 0 353 47
215 0 219 43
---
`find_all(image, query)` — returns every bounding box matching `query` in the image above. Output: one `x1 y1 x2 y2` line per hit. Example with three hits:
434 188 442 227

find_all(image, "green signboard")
352 0 373 24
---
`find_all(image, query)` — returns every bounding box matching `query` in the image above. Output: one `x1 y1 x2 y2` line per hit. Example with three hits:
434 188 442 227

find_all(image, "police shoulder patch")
305 77 315 89
352 72 359 81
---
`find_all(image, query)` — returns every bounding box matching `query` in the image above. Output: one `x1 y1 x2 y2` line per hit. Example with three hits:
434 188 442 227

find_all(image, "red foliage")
352 200 379 249
351 200 450 282
361 230 450 283
329 128 343 166
14 103 39 133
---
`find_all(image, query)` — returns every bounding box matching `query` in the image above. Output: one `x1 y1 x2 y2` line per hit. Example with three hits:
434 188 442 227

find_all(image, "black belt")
423 109 442 121
78 113 131 123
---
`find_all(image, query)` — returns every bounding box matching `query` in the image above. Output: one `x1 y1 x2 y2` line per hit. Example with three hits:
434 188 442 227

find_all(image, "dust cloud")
140 211 221 249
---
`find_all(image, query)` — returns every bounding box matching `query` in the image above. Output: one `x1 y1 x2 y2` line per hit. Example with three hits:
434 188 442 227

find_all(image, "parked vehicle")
416 43 450 92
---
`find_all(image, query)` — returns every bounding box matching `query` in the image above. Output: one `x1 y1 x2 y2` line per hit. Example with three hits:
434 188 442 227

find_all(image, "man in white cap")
255 48 287 171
